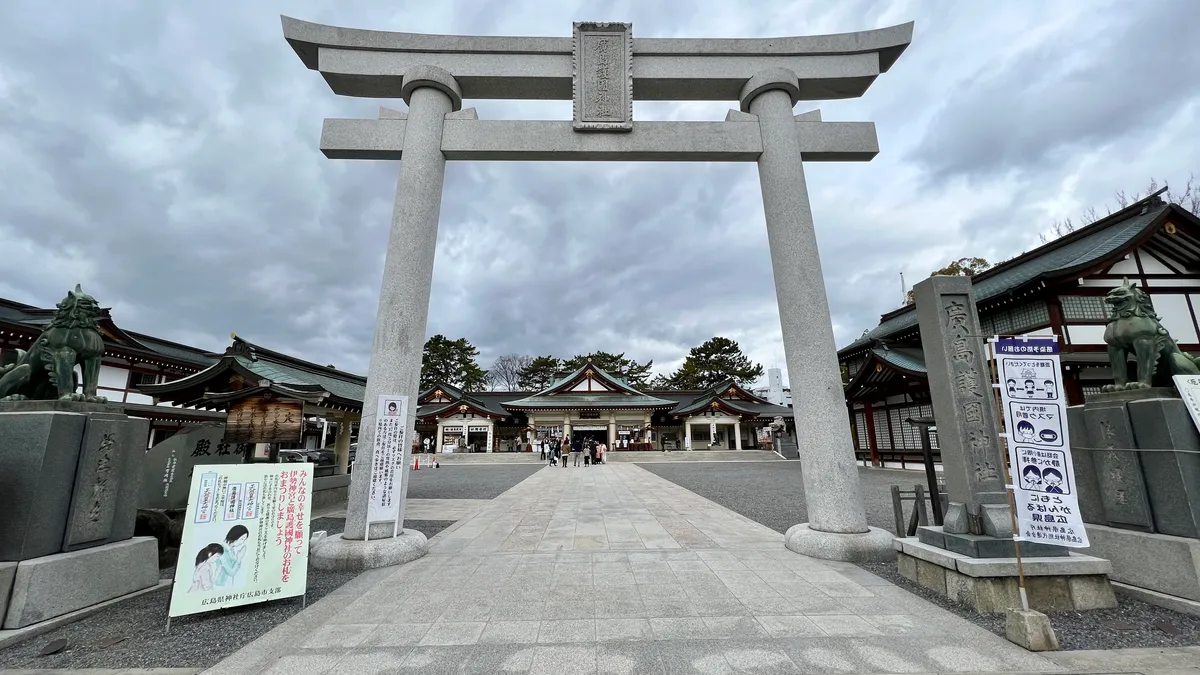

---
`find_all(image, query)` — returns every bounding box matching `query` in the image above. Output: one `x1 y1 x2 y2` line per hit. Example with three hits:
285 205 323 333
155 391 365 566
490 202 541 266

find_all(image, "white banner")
169 463 313 618
1173 375 1200 431
994 337 1089 548
368 395 409 525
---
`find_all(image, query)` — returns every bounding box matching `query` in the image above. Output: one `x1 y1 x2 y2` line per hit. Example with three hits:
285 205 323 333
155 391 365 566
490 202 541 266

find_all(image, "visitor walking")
539 439 546 462
572 436 583 467
597 440 606 464
561 437 570 469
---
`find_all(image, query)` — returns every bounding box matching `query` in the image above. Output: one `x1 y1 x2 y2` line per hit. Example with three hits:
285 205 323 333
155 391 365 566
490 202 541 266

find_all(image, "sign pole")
988 336 1031 612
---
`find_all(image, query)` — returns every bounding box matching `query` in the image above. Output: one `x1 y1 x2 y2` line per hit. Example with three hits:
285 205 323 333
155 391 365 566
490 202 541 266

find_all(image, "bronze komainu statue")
1102 278 1200 391
0 285 108 402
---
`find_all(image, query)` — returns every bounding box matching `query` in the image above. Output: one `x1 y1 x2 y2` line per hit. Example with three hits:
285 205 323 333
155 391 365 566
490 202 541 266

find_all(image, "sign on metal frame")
993 337 1089 548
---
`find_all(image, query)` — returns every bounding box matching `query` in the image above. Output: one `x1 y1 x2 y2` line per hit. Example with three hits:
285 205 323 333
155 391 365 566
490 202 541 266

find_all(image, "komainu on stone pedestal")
0 284 107 403
1103 278 1200 391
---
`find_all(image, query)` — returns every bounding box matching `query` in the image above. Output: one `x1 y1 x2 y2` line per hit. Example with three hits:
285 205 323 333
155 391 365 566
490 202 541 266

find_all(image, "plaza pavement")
194 463 1076 675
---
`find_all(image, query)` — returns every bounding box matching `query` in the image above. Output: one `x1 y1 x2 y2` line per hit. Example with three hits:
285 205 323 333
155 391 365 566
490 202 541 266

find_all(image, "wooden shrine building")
838 191 1200 465
416 360 794 453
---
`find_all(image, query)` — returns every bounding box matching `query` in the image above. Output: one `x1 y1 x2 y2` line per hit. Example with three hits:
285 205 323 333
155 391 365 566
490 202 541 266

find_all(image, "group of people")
540 436 606 467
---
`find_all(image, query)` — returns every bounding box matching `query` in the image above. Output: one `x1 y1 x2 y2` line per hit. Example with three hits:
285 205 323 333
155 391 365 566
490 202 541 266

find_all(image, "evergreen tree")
518 355 561 391
668 337 764 389
420 335 488 392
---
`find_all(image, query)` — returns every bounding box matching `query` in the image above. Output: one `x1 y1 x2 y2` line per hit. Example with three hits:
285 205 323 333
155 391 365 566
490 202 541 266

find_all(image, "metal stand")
164 616 171 635
904 416 944 526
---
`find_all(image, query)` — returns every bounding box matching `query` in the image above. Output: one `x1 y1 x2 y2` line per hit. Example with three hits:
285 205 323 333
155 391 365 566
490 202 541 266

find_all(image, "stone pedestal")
1081 523 1200 603
4 537 158 629
1072 393 1200 537
895 537 1117 613
0 402 149 561
0 402 157 628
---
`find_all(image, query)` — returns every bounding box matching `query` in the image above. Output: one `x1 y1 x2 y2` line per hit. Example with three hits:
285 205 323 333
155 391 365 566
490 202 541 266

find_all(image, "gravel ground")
639 461 910 535
406 463 544 500
0 518 455 670
643 461 1200 650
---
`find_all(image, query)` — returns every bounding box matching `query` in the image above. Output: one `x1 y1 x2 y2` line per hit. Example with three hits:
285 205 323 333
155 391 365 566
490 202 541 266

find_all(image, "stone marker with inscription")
898 276 1115 614
913 275 1011 538
138 422 247 511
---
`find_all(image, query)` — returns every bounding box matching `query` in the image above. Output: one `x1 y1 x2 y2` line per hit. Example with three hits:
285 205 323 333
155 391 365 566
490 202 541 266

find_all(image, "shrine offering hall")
416 361 793 454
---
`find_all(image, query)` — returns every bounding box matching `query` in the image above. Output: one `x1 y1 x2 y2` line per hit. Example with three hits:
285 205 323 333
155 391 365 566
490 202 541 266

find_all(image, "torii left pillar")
310 66 461 571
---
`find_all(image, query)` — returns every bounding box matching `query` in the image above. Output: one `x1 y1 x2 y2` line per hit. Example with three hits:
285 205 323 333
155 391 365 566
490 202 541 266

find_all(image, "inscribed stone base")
897 550 1116 613
0 405 147 561
3 537 158 629
1081 523 1200 602
782 523 893 563
918 526 1068 558
309 530 428 572
1126 397 1200 538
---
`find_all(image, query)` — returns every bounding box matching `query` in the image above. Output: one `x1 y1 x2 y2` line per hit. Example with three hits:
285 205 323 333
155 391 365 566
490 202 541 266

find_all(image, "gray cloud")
1 0 1196 390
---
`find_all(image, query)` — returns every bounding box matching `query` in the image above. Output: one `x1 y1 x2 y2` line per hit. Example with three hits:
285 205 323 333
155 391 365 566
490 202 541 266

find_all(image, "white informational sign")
368 395 409 525
1173 375 1200 432
994 337 1089 548
169 462 314 618
709 421 718 442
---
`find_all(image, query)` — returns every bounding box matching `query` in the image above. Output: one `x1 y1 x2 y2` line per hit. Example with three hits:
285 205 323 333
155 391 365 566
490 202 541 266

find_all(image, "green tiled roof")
840 201 1170 355
875 347 927 374
234 355 365 402
504 393 678 409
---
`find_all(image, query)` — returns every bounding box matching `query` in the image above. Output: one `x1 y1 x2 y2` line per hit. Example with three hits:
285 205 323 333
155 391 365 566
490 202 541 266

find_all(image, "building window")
980 301 1050 335
692 425 711 442
128 371 160 389
1060 296 1109 321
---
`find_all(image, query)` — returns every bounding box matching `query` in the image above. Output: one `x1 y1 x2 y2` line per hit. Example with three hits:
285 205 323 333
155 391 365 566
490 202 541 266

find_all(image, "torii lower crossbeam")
321 114 879 162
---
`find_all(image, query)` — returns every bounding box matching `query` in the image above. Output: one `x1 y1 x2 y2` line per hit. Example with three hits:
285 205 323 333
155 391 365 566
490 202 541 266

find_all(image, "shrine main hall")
417 361 794 454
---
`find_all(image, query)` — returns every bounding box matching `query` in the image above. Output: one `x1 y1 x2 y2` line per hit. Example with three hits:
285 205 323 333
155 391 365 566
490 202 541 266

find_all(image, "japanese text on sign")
169 463 313 618
367 395 409 525
994 337 1088 548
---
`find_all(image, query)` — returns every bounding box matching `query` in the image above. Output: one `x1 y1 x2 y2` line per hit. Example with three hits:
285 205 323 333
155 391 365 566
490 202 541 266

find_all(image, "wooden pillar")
334 414 355 474
863 402 880 467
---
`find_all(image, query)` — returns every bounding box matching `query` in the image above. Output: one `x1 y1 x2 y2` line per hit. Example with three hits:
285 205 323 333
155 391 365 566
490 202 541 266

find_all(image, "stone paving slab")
200 465 1066 674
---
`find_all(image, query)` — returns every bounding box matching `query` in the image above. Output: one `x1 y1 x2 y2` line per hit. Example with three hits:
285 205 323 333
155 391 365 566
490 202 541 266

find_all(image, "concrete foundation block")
1082 523 1200 601
1005 609 1059 651
309 530 428 572
3 537 158 629
0 562 15 626
783 523 894 563
896 551 917 581
916 559 947 595
1069 574 1118 610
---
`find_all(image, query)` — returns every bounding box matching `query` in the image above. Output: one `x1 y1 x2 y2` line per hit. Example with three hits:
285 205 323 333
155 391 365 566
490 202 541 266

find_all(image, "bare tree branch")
490 354 533 391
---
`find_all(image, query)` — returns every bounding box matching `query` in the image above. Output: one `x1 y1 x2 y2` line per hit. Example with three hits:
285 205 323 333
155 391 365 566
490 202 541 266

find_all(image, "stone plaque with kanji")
572 22 633 132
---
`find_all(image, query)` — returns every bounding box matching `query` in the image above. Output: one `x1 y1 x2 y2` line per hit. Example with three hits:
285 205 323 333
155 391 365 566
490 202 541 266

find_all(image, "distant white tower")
766 367 786 406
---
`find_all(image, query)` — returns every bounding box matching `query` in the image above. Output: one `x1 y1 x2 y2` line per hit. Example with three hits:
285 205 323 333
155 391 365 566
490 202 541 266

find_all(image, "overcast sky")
1 0 1197 387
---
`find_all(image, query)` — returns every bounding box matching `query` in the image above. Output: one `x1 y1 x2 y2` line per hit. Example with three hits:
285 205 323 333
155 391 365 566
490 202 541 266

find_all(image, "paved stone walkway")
203 464 1061 674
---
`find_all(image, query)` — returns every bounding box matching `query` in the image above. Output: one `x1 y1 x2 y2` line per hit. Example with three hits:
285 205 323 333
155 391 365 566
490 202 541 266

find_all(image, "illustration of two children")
188 524 251 594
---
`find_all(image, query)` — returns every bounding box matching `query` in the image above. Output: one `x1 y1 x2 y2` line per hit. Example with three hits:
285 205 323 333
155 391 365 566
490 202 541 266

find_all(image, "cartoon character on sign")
1042 467 1065 493
386 401 398 416
1021 465 1042 491
1043 380 1056 400
1006 379 1017 396
213 524 250 589
1024 379 1036 397
1015 420 1036 443
188 543 225 593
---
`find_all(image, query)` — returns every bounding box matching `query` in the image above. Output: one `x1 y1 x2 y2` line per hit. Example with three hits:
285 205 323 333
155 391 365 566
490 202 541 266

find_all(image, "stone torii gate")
284 16 912 568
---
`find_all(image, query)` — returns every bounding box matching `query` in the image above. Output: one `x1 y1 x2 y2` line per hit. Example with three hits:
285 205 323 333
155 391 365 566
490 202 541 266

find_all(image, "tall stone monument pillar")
743 68 893 561
913 275 1011 536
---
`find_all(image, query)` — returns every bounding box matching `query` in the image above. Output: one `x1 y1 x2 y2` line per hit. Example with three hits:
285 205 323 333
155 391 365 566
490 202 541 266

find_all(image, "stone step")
416 452 543 464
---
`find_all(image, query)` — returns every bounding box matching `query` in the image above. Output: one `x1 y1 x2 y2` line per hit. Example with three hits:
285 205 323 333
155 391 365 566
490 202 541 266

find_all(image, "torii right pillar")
741 69 894 561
